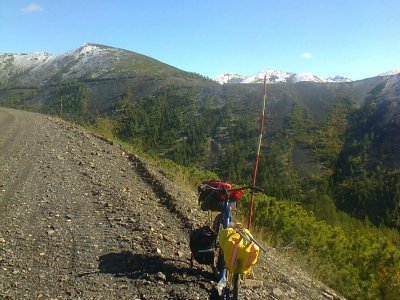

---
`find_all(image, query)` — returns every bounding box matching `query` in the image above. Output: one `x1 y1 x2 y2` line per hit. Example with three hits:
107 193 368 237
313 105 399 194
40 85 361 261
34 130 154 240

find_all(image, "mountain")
0 43 209 88
215 68 400 85
332 73 400 228
0 44 398 186
0 43 214 112
0 51 53 84
214 70 352 84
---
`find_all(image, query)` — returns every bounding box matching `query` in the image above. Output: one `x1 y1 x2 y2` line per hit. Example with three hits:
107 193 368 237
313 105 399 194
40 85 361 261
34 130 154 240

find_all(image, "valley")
0 108 342 299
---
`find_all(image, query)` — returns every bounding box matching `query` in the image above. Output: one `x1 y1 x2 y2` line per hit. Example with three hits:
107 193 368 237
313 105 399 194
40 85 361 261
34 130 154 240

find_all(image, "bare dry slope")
0 108 342 300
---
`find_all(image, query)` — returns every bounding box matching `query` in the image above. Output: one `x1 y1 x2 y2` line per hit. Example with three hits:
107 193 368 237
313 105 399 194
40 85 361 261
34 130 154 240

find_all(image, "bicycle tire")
219 272 240 300
232 273 240 300
212 213 222 235
212 213 223 278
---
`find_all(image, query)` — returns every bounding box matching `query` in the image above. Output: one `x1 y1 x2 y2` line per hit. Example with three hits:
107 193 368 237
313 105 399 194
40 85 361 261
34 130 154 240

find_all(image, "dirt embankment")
0 108 342 299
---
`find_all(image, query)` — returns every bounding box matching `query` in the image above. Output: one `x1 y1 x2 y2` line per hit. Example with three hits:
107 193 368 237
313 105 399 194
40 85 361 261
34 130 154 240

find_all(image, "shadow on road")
99 251 214 285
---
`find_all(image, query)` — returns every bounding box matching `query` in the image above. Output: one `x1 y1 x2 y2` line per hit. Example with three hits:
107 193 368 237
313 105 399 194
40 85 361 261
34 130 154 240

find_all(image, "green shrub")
240 193 400 299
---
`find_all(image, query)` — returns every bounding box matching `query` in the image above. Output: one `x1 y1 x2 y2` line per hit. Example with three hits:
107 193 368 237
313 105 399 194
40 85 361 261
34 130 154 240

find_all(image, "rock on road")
0 108 343 300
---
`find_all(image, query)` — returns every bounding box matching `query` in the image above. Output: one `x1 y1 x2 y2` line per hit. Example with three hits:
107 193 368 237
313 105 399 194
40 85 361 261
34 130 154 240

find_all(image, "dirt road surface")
0 108 342 299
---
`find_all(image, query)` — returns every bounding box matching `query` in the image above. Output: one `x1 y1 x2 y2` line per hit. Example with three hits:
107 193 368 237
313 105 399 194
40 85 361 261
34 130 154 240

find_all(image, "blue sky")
1 0 399 80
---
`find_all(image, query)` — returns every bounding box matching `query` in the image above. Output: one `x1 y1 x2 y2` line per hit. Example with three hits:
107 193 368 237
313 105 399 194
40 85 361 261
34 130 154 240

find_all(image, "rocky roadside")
0 108 343 299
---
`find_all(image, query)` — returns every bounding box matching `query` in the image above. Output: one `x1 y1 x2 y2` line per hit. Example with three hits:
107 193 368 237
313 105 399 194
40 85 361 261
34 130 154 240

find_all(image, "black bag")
198 186 224 212
189 226 216 265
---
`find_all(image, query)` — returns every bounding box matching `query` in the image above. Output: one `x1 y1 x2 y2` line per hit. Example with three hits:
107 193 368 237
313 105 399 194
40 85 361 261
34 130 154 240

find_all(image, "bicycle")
198 181 266 300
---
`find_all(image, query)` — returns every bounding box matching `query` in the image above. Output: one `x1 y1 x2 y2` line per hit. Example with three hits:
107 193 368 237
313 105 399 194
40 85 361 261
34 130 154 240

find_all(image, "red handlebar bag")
230 189 243 201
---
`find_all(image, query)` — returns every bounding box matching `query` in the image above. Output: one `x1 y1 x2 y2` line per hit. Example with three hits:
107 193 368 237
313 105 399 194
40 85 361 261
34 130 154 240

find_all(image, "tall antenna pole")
248 75 267 230
60 97 63 119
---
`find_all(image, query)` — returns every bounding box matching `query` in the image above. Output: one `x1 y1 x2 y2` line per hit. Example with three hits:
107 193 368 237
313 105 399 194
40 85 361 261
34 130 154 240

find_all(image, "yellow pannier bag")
218 227 260 275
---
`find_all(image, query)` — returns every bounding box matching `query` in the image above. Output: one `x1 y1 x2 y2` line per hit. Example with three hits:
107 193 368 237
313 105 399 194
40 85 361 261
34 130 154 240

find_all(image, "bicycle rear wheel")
232 273 240 300
212 214 223 278
220 272 240 300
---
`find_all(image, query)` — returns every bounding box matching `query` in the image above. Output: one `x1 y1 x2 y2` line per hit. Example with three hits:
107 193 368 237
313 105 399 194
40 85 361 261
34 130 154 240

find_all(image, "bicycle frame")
216 197 233 294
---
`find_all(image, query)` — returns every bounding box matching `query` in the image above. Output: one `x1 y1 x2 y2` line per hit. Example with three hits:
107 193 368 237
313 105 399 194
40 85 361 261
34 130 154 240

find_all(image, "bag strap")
229 223 267 253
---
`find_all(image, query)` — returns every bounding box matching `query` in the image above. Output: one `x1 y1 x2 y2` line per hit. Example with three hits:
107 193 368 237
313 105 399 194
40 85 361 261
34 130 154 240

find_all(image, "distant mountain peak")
242 70 293 84
378 68 400 77
79 43 116 51
214 70 352 84
80 43 103 51
292 72 325 83
326 75 352 83
71 43 122 56
0 44 206 87
214 72 244 84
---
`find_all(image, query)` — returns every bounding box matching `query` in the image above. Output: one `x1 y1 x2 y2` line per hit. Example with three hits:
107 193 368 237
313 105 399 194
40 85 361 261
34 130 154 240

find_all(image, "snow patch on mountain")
242 70 293 84
67 43 123 60
214 72 244 84
325 75 352 83
292 72 325 83
2 43 126 85
0 51 54 84
50 43 124 79
378 68 400 77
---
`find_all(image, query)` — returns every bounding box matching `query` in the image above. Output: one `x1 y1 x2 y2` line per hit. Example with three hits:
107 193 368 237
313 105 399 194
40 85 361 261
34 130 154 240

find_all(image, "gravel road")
0 108 343 300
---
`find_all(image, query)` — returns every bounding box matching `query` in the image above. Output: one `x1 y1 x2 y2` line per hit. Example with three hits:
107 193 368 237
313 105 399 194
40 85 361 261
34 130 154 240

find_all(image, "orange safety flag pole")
248 75 267 230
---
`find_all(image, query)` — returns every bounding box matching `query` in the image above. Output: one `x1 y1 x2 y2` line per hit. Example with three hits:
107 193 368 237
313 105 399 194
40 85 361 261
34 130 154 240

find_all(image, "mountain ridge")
214 69 400 85
214 70 353 84
2 43 399 87
0 43 210 88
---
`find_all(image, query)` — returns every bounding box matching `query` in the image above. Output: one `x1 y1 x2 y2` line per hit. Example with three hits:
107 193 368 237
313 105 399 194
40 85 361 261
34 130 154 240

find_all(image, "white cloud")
21 4 43 13
300 52 313 59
